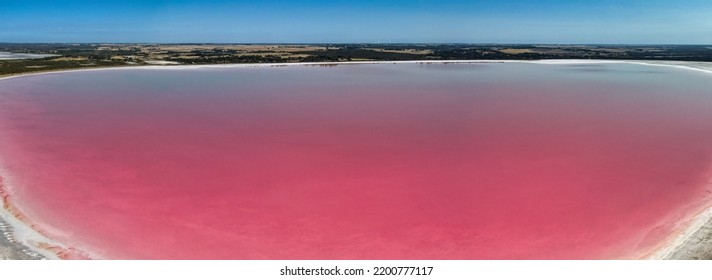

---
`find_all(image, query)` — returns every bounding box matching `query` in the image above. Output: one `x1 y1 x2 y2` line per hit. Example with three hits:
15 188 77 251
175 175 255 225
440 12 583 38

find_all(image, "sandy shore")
0 174 64 259
1 59 711 260
0 217 45 259
649 207 712 260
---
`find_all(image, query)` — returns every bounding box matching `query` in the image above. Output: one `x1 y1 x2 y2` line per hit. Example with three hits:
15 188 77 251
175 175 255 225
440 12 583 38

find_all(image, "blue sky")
1 0 711 44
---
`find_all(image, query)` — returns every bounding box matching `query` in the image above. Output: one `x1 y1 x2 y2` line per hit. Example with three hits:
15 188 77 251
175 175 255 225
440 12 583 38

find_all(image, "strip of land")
2 43 712 77
650 208 712 260
0 218 45 260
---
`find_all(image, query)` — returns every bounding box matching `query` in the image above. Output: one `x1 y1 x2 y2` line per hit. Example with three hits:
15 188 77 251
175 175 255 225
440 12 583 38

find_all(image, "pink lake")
1 62 712 259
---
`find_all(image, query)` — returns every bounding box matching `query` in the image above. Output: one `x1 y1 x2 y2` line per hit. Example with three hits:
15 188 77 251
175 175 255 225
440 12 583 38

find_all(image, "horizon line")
2 42 712 46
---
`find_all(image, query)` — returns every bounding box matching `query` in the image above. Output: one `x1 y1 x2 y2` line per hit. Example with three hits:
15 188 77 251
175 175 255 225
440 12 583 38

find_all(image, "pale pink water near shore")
1 62 712 259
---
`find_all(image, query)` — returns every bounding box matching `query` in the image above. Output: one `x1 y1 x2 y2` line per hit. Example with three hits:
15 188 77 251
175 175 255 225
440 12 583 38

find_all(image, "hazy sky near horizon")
2 0 712 44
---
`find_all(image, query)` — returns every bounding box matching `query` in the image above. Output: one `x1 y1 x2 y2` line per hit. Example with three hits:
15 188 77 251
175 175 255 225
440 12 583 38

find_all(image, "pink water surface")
1 63 712 259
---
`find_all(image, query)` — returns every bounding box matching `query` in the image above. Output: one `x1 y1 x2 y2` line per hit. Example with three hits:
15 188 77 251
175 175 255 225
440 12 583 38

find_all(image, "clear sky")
1 0 711 44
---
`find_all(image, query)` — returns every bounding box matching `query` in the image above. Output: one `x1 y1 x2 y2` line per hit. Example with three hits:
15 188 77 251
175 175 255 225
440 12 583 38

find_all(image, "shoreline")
648 206 712 259
1 59 712 260
0 175 60 259
0 167 93 259
3 59 712 82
